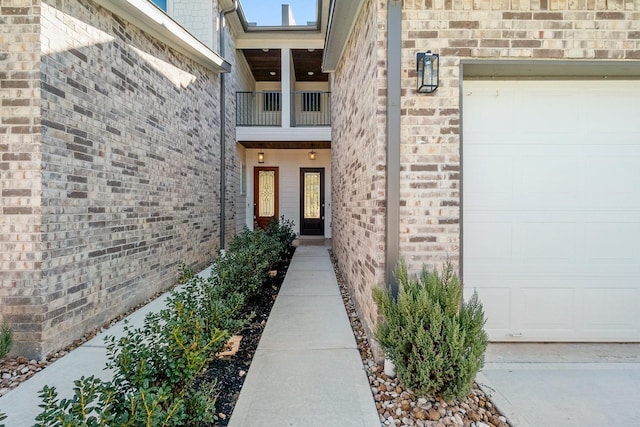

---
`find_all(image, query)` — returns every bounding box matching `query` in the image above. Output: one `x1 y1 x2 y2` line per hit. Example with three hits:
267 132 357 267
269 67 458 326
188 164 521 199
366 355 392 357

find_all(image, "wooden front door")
254 167 279 229
300 168 325 236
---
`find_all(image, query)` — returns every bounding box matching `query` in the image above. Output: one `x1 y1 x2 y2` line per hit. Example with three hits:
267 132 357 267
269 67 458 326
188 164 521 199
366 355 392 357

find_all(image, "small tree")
373 261 488 401
0 322 12 360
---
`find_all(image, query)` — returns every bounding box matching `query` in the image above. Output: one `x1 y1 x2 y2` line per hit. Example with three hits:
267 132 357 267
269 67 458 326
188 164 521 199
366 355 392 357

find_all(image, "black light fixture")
258 151 265 163
308 145 316 160
416 51 439 93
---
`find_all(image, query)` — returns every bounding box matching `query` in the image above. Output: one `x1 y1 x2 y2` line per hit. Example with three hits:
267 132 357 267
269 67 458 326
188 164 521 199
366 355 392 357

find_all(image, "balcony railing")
236 91 331 127
291 91 331 127
236 91 282 126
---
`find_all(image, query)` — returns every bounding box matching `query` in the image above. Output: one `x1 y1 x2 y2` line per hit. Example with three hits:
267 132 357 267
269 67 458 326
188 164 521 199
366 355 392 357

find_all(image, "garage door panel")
464 221 512 262
516 155 578 207
584 222 640 264
520 222 577 264
463 286 512 332
463 79 640 342
517 288 576 331
517 90 582 134
463 155 513 207
583 91 640 132
582 288 639 333
582 155 640 205
462 86 517 135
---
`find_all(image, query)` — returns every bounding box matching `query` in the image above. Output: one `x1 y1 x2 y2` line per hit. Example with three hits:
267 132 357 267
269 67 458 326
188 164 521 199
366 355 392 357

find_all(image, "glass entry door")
300 168 325 236
254 167 279 229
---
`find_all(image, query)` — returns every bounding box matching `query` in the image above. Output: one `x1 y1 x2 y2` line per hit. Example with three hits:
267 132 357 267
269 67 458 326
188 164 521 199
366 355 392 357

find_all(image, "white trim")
236 126 331 142
94 0 231 73
321 0 364 72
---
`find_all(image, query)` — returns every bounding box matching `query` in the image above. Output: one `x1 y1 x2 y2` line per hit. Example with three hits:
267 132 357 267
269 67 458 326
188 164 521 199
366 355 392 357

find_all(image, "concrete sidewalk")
228 244 380 426
10 243 638 427
478 343 640 427
0 246 379 426
0 266 212 426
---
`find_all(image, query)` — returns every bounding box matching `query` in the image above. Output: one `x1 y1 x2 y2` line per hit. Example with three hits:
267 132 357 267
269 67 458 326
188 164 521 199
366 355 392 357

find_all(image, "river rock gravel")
2 249 510 427
329 250 510 427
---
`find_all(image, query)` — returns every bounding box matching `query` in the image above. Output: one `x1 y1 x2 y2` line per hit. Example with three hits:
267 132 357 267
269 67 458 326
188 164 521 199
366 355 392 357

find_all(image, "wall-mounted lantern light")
308 145 316 160
416 51 439 93
258 151 265 163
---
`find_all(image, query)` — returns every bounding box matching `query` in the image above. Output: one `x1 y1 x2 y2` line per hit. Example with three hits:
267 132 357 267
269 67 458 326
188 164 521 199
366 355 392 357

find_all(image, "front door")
300 168 325 236
254 167 279 229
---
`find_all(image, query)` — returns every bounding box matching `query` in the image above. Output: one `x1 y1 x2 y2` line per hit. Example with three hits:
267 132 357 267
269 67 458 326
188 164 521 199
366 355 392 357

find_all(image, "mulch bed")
2 246 511 427
198 258 291 426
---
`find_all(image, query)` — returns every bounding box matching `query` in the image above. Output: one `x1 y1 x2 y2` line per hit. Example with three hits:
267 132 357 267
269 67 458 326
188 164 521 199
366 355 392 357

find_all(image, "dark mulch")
199 250 293 426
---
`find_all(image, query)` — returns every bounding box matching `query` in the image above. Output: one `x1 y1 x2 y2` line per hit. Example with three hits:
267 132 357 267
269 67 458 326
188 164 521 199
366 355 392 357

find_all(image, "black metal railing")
236 91 282 126
291 91 331 127
236 91 331 127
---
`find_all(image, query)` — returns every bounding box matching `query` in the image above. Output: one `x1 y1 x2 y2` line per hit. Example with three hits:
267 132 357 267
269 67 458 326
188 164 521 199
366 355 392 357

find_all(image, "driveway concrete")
477 343 640 427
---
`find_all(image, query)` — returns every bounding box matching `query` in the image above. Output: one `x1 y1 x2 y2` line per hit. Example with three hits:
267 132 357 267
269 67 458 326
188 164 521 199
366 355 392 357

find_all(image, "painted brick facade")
331 0 640 358
1 0 236 358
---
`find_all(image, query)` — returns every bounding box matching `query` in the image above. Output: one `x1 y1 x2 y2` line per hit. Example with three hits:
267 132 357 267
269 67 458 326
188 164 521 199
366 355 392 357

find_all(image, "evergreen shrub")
373 261 488 401
0 322 12 360
34 219 296 426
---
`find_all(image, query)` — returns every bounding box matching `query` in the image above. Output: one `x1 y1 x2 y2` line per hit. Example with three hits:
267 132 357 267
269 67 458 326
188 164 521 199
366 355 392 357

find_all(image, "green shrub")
0 322 12 360
103 278 244 426
265 216 297 254
35 376 117 426
373 261 488 401
33 223 294 426
178 262 196 284
222 229 275 296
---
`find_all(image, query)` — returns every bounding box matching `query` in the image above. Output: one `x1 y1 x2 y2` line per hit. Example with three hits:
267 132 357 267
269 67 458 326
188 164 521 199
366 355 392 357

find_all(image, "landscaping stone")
330 250 511 427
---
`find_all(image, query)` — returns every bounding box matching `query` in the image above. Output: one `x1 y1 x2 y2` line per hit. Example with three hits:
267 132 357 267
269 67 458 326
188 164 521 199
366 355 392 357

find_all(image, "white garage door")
463 80 640 341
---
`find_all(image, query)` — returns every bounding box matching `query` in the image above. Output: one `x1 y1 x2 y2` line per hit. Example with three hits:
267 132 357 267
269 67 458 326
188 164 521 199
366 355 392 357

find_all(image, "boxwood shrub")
32 220 296 426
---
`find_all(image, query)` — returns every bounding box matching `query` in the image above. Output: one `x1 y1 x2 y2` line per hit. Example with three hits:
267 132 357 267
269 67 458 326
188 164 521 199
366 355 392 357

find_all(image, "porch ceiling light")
416 51 439 93
308 145 316 161
258 151 265 163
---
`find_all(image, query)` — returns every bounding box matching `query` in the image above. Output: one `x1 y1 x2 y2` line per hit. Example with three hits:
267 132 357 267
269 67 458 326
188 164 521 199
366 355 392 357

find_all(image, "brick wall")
0 0 235 358
332 0 640 357
331 0 387 349
0 1 45 356
223 18 239 244
400 0 640 275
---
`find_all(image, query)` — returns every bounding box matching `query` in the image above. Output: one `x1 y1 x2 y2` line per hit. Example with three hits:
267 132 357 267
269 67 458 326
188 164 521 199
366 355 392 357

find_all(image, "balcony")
237 91 331 127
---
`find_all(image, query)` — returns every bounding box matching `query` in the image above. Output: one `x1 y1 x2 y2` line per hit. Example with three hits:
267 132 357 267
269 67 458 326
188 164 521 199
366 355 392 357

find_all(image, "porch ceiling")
239 141 331 149
242 49 282 81
241 49 328 82
292 49 328 82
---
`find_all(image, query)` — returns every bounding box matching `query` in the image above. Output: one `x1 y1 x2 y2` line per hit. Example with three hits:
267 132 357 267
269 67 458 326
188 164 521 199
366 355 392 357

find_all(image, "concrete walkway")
6 243 639 427
0 245 379 426
0 277 195 426
478 343 640 427
228 244 380 426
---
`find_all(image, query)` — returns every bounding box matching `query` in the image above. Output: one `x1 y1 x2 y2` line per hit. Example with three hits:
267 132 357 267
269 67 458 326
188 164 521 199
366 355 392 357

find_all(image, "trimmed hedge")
30 218 296 427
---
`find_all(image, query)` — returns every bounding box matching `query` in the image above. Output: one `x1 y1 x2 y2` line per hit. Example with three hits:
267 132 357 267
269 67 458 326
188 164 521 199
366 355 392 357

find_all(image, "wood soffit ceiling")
241 49 328 82
240 141 331 149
